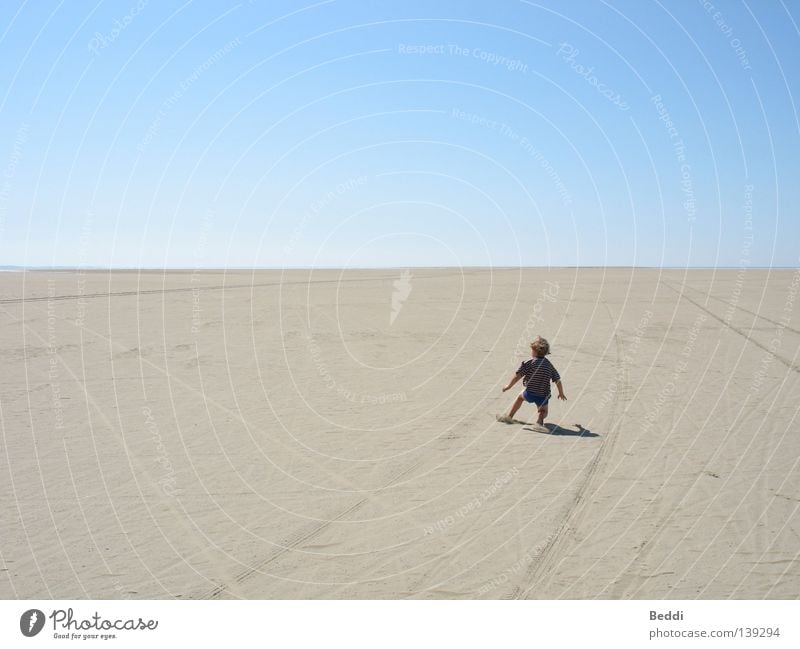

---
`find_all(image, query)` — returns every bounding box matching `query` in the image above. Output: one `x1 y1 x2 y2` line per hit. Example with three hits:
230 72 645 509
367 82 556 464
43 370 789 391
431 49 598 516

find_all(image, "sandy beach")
1 267 798 599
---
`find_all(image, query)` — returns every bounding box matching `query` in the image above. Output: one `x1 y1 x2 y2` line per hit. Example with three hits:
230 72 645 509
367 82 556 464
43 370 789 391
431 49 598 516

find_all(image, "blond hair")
530 336 550 357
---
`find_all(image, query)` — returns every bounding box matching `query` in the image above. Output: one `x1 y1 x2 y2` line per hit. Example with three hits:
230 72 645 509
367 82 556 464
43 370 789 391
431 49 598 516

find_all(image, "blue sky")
0 0 797 268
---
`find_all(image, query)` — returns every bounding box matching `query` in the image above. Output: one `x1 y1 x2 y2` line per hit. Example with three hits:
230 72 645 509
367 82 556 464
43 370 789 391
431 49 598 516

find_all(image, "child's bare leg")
508 396 525 420
537 404 548 425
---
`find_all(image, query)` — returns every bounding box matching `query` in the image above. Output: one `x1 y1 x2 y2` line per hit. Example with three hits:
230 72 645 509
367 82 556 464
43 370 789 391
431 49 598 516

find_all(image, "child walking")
498 336 566 426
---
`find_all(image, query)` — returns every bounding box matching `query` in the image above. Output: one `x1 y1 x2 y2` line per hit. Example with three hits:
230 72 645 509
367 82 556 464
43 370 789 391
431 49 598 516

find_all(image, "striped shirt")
516 356 560 396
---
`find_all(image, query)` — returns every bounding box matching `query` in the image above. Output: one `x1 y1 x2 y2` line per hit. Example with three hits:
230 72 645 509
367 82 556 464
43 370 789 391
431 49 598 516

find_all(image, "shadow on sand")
523 423 598 437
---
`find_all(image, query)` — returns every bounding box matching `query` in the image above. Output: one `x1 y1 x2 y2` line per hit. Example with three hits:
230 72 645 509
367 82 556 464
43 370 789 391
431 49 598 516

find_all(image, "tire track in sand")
202 457 428 599
662 282 799 374
0 271 473 305
509 311 626 599
677 281 800 337
605 281 789 597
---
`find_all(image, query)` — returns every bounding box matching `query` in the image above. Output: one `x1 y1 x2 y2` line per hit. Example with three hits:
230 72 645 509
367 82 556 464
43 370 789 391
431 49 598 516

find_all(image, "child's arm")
502 372 522 392
555 379 567 400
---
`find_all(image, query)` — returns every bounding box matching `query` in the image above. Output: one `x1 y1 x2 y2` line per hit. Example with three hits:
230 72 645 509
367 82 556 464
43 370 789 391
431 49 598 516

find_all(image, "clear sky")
0 0 797 268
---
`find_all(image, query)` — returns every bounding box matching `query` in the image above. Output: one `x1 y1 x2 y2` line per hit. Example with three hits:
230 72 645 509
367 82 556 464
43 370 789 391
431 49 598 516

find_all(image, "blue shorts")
521 389 549 407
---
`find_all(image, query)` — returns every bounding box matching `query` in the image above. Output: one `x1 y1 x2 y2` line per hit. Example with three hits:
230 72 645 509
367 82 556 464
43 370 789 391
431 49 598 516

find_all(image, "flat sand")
1 268 798 599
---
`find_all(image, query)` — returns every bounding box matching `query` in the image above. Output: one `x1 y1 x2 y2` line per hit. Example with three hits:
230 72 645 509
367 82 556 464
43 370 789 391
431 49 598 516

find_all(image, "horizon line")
3 265 799 271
